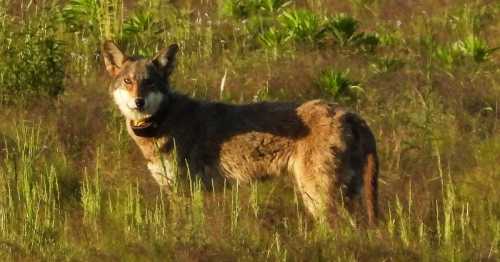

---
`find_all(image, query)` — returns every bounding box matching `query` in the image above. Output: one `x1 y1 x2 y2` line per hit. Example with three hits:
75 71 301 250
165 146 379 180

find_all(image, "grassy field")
0 0 499 261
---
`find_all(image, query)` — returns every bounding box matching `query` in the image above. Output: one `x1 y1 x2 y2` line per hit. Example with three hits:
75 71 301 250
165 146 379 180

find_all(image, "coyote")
102 41 379 225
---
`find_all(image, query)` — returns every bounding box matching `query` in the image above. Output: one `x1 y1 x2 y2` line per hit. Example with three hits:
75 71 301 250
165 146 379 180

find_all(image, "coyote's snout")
102 41 379 225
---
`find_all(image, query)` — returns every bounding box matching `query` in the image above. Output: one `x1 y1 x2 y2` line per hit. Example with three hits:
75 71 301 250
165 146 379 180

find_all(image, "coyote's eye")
142 78 153 86
123 78 132 85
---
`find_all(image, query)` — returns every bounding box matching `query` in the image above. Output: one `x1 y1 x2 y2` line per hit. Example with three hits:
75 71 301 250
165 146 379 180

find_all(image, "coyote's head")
102 41 179 123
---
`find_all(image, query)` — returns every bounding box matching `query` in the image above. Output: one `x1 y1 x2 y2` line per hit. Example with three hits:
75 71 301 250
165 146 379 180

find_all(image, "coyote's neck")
126 91 202 164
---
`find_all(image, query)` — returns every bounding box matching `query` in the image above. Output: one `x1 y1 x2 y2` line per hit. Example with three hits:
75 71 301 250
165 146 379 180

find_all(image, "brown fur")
102 41 379 225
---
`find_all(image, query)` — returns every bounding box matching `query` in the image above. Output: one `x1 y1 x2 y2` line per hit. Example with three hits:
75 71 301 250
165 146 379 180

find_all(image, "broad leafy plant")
323 13 379 51
220 0 291 18
316 69 362 103
279 9 323 45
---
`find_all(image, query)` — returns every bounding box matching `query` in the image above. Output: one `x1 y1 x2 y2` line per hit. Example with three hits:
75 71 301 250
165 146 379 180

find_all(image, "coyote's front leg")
147 161 176 188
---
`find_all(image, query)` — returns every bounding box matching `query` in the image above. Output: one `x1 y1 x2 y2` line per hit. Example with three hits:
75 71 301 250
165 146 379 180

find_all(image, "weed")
454 35 499 63
81 160 102 228
316 69 362 103
220 0 290 18
435 35 499 70
369 55 405 74
123 11 154 39
279 9 323 45
323 13 379 51
258 27 289 57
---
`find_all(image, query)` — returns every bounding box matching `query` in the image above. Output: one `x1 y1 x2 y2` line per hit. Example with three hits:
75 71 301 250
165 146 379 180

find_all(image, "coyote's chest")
126 122 177 186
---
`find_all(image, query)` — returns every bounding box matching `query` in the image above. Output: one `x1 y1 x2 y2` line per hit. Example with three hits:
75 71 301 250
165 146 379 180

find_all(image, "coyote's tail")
362 149 378 225
345 113 379 226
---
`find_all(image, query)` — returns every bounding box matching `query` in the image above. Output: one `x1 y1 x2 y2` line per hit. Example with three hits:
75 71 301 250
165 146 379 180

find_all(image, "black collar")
130 95 170 137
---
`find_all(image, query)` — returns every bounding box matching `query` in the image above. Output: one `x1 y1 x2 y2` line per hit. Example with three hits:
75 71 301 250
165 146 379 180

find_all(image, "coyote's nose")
135 98 145 110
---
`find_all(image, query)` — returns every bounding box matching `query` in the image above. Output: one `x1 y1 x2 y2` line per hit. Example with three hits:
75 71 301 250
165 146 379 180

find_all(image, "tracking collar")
129 95 170 137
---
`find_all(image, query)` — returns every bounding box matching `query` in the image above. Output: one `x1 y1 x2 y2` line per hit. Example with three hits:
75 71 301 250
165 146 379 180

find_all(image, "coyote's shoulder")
102 41 379 226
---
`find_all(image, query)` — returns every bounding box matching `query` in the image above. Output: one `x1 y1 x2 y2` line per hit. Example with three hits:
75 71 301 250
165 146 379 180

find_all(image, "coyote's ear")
152 44 179 77
102 41 127 77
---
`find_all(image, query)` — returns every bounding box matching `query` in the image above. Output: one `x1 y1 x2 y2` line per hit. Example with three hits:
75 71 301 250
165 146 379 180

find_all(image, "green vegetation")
0 6 65 102
316 69 361 104
0 0 499 260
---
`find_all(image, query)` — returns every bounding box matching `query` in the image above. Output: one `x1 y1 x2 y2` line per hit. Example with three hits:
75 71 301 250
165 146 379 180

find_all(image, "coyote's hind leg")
292 154 339 225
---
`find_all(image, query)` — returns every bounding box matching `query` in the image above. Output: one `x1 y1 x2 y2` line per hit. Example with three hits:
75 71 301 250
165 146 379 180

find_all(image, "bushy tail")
362 150 378 225
345 113 379 226
359 122 378 226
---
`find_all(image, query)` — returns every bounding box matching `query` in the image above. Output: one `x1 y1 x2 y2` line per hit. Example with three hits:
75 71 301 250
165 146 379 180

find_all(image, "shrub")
62 0 101 36
0 12 65 102
62 0 123 41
